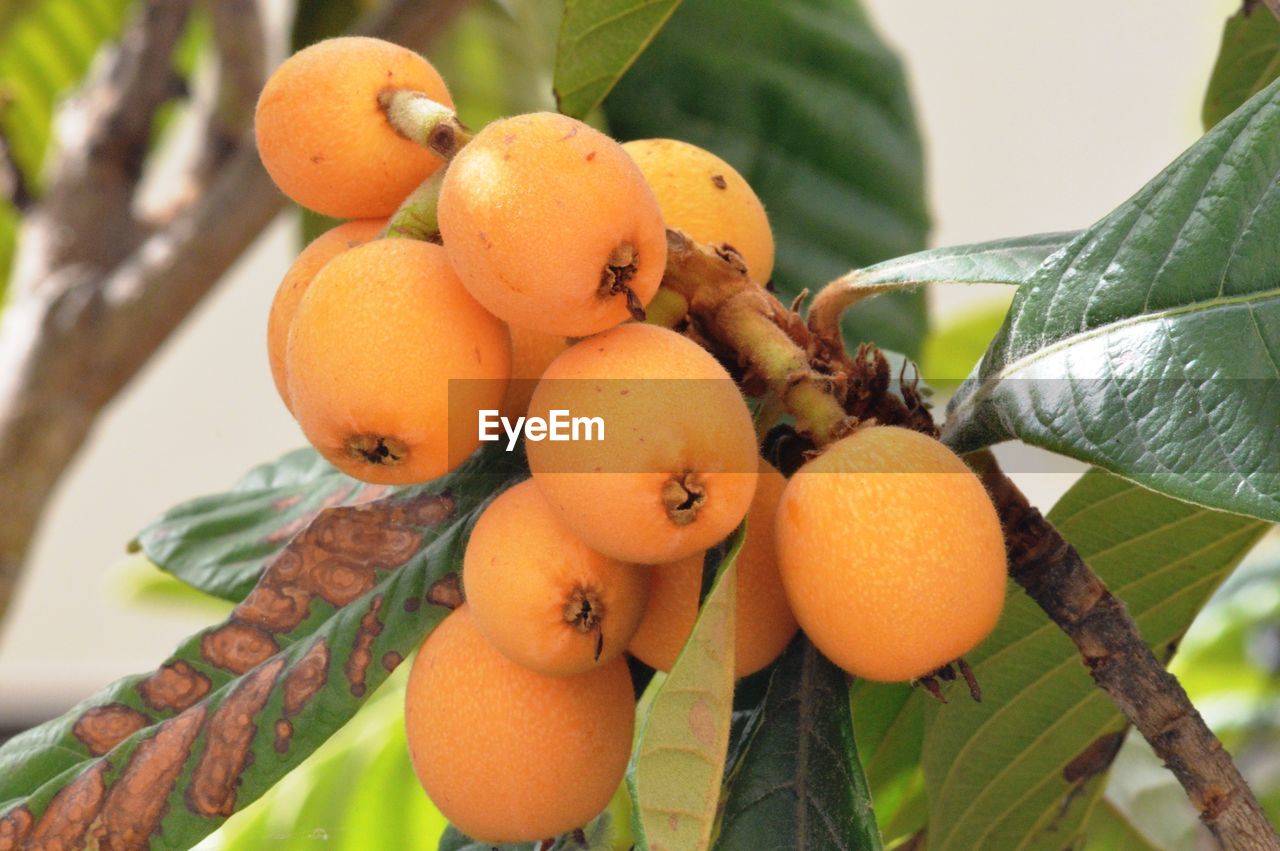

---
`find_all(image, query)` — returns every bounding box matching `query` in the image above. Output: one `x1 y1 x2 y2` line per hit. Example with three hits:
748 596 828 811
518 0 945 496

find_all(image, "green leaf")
847 680 925 843
602 0 931 357
0 0 135 294
0 446 524 849
1203 5 1280 130
1083 799 1164 851
921 468 1269 851
554 0 683 120
204 667 448 850
920 298 1015 389
846 230 1077 291
716 639 882 851
945 79 1280 522
138 447 391 603
628 526 744 851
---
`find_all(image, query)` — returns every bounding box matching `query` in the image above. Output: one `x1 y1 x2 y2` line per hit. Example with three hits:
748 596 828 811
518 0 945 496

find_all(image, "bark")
969 450 1279 850
0 0 471 623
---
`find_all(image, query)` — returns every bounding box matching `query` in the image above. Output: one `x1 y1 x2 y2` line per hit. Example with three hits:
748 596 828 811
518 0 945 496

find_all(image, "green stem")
662 230 850 445
383 170 445 241
377 89 472 160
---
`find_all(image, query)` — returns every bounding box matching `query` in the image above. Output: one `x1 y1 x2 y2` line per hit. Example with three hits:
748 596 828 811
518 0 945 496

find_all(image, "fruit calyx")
346 434 408 467
662 472 707 526
563 586 606 661
599 241 646 320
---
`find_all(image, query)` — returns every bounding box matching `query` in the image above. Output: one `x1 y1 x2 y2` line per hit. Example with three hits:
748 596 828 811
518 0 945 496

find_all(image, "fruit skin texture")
628 460 797 678
527 323 758 564
463 479 649 675
499 325 570 419
267 219 386 412
405 606 635 843
286 239 510 484
623 138 774 283
776 426 1007 682
438 112 667 337
254 37 453 218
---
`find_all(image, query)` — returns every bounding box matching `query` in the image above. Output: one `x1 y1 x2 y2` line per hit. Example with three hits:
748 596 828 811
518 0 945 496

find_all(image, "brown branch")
185 0 266 193
0 0 471 624
968 450 1278 850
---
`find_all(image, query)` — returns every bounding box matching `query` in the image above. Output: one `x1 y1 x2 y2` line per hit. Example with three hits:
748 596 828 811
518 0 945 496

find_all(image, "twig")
186 0 267 192
968 450 1278 850
0 0 472 624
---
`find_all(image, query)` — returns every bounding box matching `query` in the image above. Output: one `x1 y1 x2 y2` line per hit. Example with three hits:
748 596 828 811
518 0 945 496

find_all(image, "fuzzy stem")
643 286 690 328
806 271 902 352
383 169 445 241
662 230 850 444
377 89 472 160
968 450 1278 850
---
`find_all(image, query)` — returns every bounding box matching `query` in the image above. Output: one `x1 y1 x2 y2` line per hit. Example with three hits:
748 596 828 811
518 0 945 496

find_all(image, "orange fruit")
286 239 510 484
267 218 386 411
438 112 667 336
776 426 1007 682
624 138 774 282
405 606 635 843
463 479 648 675
628 460 797 677
255 37 453 218
527 323 758 564
499 325 570 419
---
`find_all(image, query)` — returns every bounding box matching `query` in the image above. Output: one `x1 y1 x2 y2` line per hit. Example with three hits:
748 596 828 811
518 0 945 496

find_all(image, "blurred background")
2 1 1276 848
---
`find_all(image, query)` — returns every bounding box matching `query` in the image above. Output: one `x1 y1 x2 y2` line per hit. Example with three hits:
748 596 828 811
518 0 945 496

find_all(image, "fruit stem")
806 270 902 352
377 89 473 160
661 229 849 445
643 287 690 329
383 170 445 242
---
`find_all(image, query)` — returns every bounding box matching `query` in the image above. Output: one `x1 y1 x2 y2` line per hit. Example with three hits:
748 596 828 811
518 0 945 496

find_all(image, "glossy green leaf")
945 79 1280 522
628 527 744 851
716 639 882 851
202 667 448 850
138 447 392 603
844 230 1076 291
603 0 931 357
921 468 1269 851
1203 5 1280 130
0 446 524 849
554 0 682 119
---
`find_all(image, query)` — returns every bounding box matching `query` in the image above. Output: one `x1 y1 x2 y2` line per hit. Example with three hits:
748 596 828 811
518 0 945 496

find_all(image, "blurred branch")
970 450 1280 851
0 0 470 624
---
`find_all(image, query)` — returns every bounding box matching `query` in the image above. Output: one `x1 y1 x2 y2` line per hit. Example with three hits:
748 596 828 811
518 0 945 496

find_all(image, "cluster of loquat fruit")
256 36 1008 844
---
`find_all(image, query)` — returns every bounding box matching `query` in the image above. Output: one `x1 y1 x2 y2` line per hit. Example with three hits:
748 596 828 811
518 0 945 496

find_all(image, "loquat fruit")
628 459 797 677
527 324 758 564
267 218 386 412
405 605 635 843
286 238 510 484
623 138 774 283
463 479 648 676
775 426 1007 682
255 37 453 218
438 112 667 337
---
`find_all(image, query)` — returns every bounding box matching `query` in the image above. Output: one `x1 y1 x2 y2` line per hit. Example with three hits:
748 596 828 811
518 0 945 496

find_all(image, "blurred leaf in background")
1203 3 1280 130
603 0 931 357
